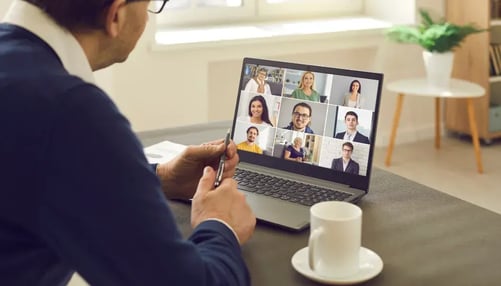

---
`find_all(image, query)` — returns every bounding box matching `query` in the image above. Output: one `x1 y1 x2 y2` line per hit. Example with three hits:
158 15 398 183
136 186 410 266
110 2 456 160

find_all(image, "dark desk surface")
138 121 501 286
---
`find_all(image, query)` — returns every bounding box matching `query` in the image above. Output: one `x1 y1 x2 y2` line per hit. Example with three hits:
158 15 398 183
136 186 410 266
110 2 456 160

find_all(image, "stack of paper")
143 140 187 164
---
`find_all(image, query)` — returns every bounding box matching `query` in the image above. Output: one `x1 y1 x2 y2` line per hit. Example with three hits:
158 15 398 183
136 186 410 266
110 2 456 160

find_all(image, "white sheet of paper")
143 140 187 164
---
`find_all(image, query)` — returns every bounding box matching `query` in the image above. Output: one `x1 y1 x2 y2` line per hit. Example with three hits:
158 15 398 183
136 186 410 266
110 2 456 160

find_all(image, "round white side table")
385 78 485 173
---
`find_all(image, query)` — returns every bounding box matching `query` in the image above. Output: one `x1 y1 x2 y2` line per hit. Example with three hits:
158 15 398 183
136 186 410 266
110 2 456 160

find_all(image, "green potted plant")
385 9 485 88
385 9 484 53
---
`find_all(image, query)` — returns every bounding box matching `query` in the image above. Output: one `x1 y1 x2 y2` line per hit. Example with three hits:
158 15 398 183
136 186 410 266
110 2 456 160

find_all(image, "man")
282 102 315 134
237 126 263 154
0 0 255 285
335 111 370 144
331 142 360 175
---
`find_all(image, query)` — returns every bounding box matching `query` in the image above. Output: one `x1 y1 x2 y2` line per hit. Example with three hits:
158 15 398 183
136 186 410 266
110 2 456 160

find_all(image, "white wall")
0 0 12 17
2 0 445 147
366 0 416 24
112 32 438 147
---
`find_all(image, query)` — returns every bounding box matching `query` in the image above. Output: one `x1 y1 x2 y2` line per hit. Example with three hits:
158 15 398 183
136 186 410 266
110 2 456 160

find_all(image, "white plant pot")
422 51 454 89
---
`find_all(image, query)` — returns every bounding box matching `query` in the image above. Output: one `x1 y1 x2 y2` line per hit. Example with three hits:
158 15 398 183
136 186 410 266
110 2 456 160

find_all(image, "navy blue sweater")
0 24 249 286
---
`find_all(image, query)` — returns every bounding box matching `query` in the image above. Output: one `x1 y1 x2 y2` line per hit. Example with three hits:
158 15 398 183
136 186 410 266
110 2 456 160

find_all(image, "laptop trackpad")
243 191 310 231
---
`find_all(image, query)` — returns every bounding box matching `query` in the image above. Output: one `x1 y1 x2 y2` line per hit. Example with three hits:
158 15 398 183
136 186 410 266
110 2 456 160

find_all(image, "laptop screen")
231 58 383 192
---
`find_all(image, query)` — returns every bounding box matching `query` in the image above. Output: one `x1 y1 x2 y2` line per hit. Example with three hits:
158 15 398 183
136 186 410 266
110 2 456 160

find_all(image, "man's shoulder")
1 60 113 127
2 69 101 108
0 23 58 66
0 25 91 97
358 132 369 139
355 132 370 143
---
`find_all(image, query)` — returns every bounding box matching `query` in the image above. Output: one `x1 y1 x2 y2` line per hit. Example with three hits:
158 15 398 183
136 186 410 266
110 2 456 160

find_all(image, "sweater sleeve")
150 163 158 172
40 84 250 286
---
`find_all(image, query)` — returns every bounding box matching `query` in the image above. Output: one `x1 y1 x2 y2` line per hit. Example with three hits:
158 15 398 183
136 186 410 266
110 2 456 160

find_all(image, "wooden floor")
373 136 501 214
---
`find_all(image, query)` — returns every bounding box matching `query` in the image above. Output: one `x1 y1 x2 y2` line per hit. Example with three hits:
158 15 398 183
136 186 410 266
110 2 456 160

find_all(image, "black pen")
214 129 231 187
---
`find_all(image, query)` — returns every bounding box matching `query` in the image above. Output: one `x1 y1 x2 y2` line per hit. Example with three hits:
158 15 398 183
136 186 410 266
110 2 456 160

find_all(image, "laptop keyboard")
234 168 352 206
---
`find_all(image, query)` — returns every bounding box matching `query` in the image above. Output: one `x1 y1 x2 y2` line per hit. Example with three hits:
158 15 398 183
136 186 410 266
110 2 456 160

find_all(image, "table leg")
435 97 441 149
466 98 483 174
385 93 404 166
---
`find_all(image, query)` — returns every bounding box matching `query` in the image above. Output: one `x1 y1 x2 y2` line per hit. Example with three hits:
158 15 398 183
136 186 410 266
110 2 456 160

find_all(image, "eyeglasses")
147 0 169 14
117 0 169 14
292 112 310 119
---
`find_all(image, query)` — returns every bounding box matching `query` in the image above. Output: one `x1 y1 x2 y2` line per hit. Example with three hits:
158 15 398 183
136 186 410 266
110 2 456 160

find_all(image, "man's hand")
191 167 256 245
156 139 239 200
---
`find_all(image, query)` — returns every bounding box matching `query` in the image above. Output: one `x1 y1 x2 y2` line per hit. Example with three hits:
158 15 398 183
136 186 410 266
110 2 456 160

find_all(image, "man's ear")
103 0 127 38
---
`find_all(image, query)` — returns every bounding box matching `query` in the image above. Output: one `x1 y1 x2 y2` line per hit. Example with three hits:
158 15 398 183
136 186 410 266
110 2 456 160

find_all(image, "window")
156 0 364 28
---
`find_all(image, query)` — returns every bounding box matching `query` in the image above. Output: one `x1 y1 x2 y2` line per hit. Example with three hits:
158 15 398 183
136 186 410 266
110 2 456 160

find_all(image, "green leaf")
419 9 435 27
384 8 485 52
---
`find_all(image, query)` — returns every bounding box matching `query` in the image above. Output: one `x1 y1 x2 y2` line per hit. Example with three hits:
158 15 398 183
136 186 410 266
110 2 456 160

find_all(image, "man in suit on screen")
331 142 360 175
335 110 370 144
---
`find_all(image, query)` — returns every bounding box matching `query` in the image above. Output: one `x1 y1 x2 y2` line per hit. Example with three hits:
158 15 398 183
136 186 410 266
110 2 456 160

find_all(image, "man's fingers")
185 143 224 161
202 138 225 145
194 167 215 197
191 139 238 162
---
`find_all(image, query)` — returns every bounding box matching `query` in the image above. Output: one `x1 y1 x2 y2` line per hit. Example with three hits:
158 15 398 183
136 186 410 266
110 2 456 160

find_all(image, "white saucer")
291 246 383 285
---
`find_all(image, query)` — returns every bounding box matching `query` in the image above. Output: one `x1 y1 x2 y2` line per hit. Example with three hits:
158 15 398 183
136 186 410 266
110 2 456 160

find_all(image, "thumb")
195 167 216 196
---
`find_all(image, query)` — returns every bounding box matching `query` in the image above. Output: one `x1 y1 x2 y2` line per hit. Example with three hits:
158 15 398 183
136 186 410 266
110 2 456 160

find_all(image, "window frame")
257 0 363 19
155 0 364 28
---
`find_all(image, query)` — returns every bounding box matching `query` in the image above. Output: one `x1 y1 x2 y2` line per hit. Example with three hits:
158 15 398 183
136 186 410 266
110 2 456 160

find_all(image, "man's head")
342 142 354 160
23 0 166 70
344 111 359 132
24 0 168 29
291 102 312 131
246 126 259 143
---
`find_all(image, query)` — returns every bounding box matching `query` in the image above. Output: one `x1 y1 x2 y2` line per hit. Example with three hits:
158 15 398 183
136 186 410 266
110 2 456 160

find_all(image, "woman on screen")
343 79 364 109
240 95 274 126
291 71 320 102
244 67 272 95
284 137 305 162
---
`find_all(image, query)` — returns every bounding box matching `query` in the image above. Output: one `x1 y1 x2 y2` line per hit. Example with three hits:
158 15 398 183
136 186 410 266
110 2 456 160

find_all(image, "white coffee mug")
308 201 362 278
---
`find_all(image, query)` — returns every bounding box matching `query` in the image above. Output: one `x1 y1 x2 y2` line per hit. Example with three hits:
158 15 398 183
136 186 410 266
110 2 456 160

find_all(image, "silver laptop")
231 57 383 231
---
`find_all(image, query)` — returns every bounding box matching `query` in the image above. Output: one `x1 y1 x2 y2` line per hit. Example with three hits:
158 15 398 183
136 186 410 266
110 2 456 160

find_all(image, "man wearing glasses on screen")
282 102 315 134
0 0 255 285
331 142 360 175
